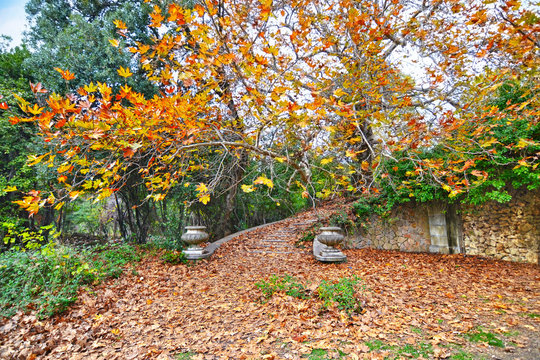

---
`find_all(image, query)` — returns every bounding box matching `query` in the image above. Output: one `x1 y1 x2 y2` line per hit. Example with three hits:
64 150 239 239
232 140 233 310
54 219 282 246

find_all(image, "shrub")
0 243 141 318
317 276 364 315
161 250 187 264
255 274 309 300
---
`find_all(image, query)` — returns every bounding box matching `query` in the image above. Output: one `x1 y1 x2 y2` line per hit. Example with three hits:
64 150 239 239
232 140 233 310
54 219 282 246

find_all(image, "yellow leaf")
480 137 498 148
153 193 166 201
109 39 120 47
117 66 133 78
27 154 46 166
199 193 210 205
516 138 534 149
4 185 17 192
82 181 93 190
333 88 347 97
196 183 208 193
54 201 65 211
254 176 274 189
321 157 333 165
241 184 255 193
27 104 44 115
57 163 72 174
84 82 97 93
99 188 113 199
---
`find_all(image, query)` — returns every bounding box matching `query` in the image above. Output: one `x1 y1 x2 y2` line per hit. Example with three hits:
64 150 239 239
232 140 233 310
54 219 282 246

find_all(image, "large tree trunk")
218 150 247 237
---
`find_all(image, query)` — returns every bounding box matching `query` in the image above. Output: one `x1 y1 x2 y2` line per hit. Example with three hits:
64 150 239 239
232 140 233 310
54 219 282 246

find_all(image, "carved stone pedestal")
313 227 347 262
181 226 211 260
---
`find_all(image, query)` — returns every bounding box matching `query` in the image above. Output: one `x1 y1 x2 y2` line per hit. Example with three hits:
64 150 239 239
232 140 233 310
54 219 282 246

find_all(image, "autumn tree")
3 0 538 234
19 0 183 242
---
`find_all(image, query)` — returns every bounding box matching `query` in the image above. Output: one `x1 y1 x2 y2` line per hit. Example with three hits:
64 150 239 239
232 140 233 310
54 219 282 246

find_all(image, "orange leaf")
54 67 75 81
113 19 127 29
361 161 369 171
123 147 135 158
29 82 48 94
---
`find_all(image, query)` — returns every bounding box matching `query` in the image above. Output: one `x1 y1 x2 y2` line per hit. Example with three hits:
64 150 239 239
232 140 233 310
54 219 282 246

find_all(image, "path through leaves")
1 207 539 359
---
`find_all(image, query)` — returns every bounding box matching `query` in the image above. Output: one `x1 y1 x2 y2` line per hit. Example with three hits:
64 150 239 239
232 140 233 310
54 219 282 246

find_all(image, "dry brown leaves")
1 205 539 359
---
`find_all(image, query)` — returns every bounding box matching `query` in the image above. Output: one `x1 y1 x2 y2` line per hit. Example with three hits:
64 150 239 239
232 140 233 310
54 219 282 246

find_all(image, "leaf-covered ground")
1 207 539 359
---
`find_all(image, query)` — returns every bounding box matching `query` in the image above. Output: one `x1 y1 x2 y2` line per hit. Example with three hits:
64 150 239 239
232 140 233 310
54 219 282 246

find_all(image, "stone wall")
343 189 539 264
343 202 431 253
461 189 539 264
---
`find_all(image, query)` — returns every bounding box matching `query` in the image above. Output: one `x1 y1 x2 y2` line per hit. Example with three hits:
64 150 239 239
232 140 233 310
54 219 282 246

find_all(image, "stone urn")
181 226 211 260
313 226 347 262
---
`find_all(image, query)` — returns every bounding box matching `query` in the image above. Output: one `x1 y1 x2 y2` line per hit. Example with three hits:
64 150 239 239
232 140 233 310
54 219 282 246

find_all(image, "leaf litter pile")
1 207 539 359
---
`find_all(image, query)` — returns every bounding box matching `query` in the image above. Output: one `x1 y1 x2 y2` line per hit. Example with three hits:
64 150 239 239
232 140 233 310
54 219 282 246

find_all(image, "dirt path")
1 208 539 359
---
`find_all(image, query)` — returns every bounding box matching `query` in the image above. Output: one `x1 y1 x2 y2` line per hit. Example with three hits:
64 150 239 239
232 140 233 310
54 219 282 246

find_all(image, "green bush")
2 222 59 252
0 243 141 319
255 274 309 300
160 250 187 264
317 276 364 315
296 223 321 247
145 235 185 251
329 210 354 229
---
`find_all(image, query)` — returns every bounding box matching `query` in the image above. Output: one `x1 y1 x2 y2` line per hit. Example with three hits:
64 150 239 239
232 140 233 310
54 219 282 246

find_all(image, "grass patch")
464 327 505 348
450 350 479 360
365 340 433 359
0 243 141 319
521 312 540 319
318 276 364 315
255 275 365 317
176 351 196 360
301 348 347 359
256 274 310 300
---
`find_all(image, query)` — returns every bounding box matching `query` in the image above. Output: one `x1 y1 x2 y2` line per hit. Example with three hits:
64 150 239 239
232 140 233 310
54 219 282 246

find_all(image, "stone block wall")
461 189 539 264
343 189 539 264
343 202 431 253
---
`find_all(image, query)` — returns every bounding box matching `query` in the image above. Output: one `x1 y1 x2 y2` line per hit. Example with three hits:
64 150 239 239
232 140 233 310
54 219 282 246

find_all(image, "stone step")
247 250 295 255
251 243 292 248
261 239 288 242
290 221 317 226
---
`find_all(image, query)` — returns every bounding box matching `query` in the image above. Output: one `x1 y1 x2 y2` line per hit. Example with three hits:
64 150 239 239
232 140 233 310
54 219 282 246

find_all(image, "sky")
0 0 28 47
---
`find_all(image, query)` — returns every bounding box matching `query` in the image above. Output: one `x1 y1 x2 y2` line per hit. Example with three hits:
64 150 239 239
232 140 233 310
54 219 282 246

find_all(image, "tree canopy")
23 0 162 95
2 0 538 220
